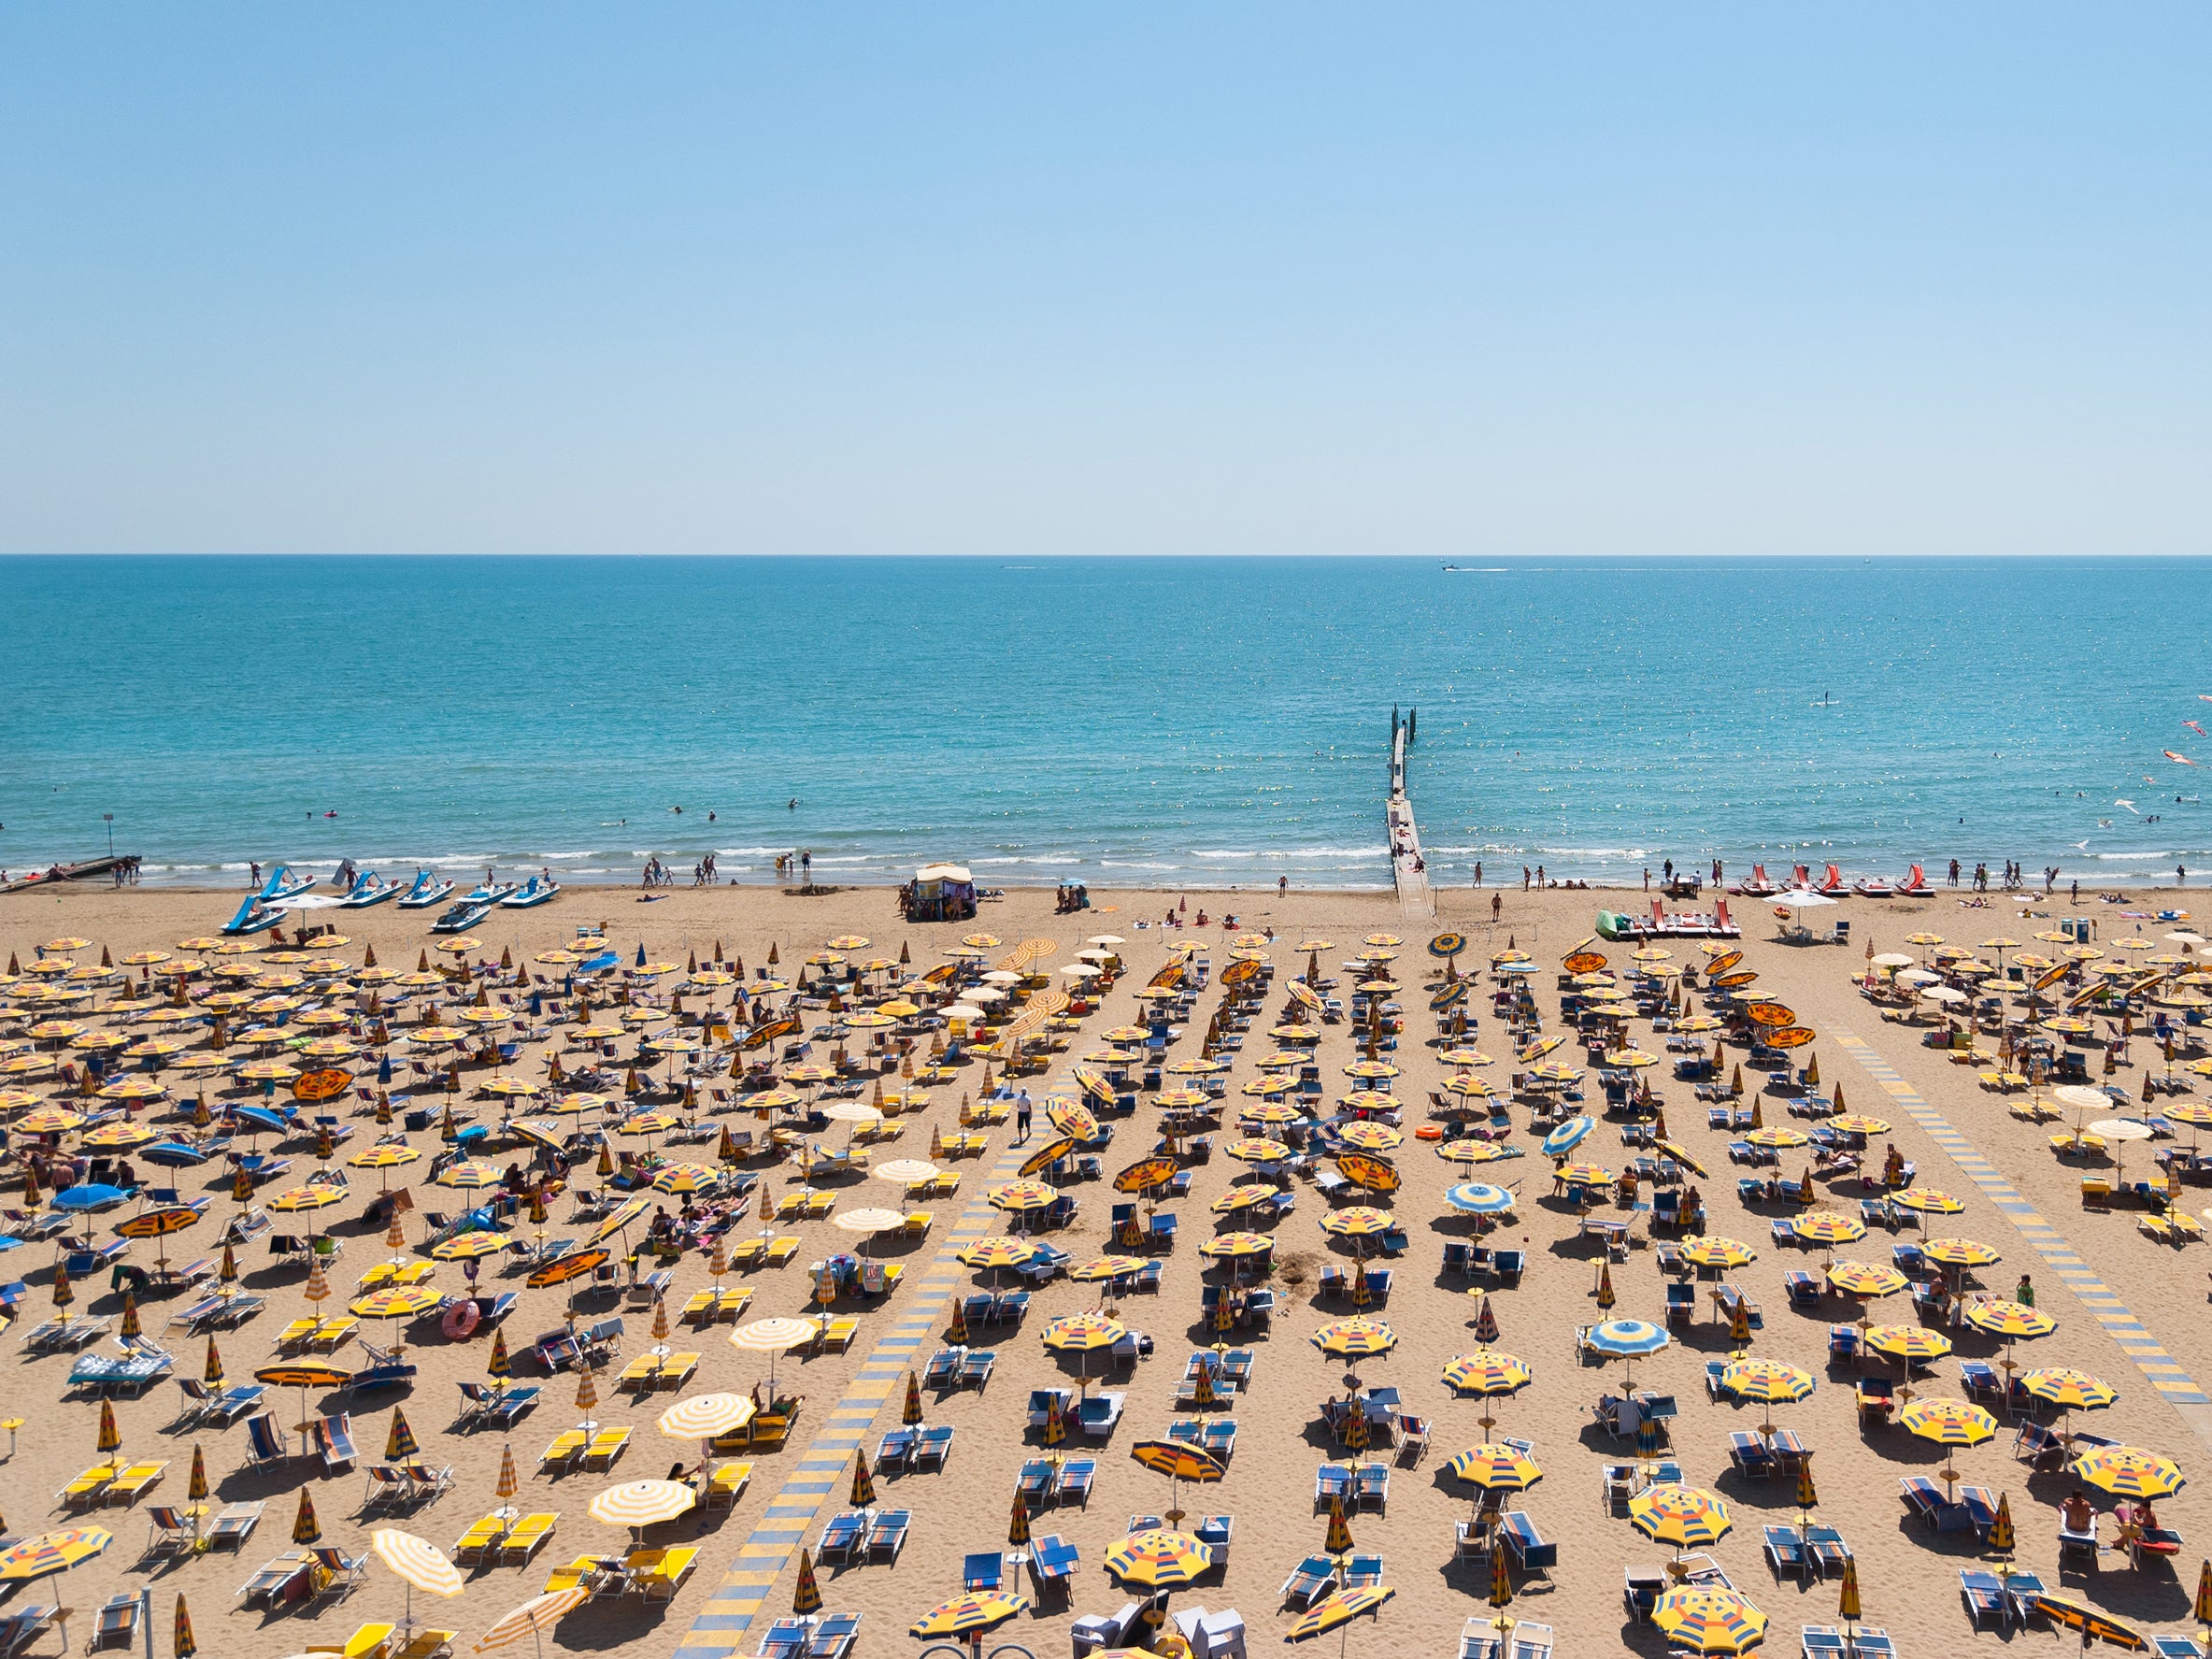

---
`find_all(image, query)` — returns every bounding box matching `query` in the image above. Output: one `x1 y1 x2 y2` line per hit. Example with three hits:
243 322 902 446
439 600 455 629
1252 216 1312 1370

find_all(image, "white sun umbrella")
1871 953 1915 969
968 987 1007 1004
472 1588 592 1659
1059 965 1100 980
1919 985 1968 1005
947 1005 991 1024
654 1392 757 1490
1088 935 1125 946
981 971 1022 985
833 1207 906 1234
370 1530 463 1642
1777 891 1838 909
731 1316 820 1394
1897 968 1941 986
2091 1117 2155 1184
588 1478 696 1538
833 1208 906 1257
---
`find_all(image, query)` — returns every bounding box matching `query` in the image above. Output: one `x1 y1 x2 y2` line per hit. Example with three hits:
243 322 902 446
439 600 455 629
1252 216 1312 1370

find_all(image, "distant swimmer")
789 799 798 811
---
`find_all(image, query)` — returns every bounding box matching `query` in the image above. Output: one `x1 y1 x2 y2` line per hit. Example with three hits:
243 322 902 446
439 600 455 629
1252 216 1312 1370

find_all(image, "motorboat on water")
396 871 456 909
502 875 561 908
338 869 403 908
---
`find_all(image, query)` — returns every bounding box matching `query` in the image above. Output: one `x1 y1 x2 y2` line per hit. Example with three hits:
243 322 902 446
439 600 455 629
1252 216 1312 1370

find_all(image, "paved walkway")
1831 1023 2212 1449
672 1137 1033 1659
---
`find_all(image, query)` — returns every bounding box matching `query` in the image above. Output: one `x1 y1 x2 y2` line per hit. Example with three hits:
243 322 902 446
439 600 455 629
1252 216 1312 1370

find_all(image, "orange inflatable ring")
1414 1124 1444 1141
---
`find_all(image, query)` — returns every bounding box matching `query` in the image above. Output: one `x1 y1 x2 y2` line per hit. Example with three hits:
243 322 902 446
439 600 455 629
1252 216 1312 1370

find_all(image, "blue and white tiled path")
1831 1023 2212 1448
672 1138 1033 1658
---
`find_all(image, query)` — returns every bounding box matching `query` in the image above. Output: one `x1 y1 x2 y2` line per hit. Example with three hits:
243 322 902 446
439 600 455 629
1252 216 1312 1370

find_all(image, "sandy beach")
4 878 2210 1659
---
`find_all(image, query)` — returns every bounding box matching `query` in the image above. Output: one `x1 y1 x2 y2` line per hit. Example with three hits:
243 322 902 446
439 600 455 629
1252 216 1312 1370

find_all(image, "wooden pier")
1388 707 1433 918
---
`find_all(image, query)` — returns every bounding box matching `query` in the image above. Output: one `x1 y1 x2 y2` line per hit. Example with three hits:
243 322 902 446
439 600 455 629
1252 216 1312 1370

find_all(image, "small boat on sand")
431 882 517 934
396 871 455 909
501 875 560 908
338 870 403 908
222 865 312 935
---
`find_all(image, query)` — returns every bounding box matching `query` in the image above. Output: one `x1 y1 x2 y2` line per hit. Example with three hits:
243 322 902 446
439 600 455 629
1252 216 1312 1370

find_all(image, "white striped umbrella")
370 1528 462 1641
471 1588 590 1656
587 1479 695 1531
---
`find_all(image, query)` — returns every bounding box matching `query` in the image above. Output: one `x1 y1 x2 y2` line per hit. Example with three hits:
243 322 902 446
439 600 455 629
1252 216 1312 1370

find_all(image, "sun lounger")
1961 1569 2008 1630
144 1506 197 1561
1281 1555 1337 1609
88 1593 141 1652
1804 1524 1851 1576
103 1461 168 1506
1900 1475 1970 1531
585 1427 630 1468
866 1509 909 1562
308 1413 359 1473
239 1550 316 1608
702 1459 752 1510
754 1620 813 1659
1055 1457 1097 1506
310 1546 370 1603
481 1384 540 1428
963 1552 1005 1592
806 1613 861 1659
539 1431 587 1471
1354 1463 1389 1512
913 1425 954 1469
205 1500 264 1552
452 1514 508 1564
818 1511 869 1565
501 1513 557 1566
875 1428 916 1473
304 1622 395 1659
959 1350 996 1390
1762 1525 1806 1581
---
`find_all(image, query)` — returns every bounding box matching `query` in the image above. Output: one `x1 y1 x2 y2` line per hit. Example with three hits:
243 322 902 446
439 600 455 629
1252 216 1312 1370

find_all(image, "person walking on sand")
2015 1273 2034 1308
1014 1089 1033 1144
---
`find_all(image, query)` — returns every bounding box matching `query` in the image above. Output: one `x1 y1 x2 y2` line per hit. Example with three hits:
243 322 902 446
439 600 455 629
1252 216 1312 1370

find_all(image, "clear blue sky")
3 6 2206 557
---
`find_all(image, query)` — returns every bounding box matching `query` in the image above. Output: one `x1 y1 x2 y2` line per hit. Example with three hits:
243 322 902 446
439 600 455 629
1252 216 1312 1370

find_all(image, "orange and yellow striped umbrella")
1825 1262 1907 1298
1967 1300 2056 1340
1921 1237 2000 1267
1791 1210 1867 1246
1650 1588 1767 1655
1899 1397 1998 1447
1681 1236 1757 1269
1862 1324 1953 1362
1103 1530 1213 1589
1440 1351 1533 1396
2071 1445 2185 1498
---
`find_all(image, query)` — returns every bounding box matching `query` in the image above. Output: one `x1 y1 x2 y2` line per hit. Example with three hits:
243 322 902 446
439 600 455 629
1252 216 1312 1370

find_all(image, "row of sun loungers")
872 1425 955 1471
815 1507 909 1564
751 1612 863 1659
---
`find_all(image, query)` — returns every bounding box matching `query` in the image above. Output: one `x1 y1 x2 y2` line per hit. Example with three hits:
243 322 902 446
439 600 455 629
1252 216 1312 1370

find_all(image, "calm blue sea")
4 555 2210 893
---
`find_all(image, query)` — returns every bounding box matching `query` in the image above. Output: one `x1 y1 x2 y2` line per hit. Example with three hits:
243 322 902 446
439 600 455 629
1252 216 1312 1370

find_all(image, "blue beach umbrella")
233 1106 291 1136
1445 1182 1516 1215
378 1056 393 1085
140 1142 212 1168
1586 1319 1671 1359
635 943 648 967
1542 1117 1595 1159
51 1184 127 1212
